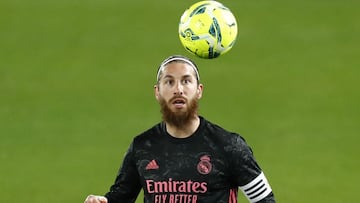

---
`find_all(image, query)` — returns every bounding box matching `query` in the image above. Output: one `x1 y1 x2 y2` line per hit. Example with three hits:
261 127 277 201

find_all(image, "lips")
171 97 186 108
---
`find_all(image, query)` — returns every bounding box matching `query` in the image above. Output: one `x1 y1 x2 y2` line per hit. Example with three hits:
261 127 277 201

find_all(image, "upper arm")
105 143 142 203
228 135 275 202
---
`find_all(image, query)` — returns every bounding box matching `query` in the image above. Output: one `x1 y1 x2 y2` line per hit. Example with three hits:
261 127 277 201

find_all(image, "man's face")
155 62 203 127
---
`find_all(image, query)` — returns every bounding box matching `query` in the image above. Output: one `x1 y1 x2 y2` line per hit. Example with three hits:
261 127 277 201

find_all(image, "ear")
197 84 203 99
154 84 160 101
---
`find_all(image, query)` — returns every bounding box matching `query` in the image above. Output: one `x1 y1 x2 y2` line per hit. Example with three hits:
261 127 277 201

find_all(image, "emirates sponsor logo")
146 179 207 194
146 179 207 203
197 155 212 175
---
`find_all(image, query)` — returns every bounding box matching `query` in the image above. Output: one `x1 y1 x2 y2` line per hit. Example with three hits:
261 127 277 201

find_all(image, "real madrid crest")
197 155 212 175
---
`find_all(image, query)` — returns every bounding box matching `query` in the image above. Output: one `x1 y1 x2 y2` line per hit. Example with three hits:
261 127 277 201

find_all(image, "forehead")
161 62 197 78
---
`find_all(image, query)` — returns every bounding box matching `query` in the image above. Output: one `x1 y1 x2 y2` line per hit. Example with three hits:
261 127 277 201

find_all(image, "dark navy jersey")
105 117 275 203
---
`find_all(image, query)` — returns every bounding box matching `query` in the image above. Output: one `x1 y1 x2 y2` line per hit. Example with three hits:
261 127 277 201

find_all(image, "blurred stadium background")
0 0 359 202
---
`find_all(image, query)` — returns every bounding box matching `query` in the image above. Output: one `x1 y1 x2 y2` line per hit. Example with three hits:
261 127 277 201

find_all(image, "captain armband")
239 172 272 203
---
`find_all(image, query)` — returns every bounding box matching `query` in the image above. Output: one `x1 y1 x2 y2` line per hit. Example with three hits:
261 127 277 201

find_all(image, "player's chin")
173 105 186 110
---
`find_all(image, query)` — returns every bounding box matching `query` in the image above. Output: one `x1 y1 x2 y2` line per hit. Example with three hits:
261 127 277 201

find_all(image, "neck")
165 116 200 138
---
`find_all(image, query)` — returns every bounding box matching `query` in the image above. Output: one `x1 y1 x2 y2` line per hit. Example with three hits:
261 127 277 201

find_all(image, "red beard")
159 96 199 129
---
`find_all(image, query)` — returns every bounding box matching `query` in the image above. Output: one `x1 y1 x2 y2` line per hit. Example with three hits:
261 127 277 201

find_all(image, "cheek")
157 90 172 101
187 92 199 101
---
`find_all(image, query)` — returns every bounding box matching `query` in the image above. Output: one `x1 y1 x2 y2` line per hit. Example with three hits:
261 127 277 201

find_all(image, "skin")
84 61 204 203
84 195 107 203
154 62 203 138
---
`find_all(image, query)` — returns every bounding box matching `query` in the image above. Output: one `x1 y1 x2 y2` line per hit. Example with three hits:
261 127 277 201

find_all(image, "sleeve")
105 142 142 203
229 135 276 203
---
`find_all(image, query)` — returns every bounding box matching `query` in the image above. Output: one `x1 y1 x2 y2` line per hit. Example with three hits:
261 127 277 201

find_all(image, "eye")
182 79 191 84
164 79 174 85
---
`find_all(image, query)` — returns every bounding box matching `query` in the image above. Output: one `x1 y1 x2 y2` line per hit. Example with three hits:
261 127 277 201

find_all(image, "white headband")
156 56 200 82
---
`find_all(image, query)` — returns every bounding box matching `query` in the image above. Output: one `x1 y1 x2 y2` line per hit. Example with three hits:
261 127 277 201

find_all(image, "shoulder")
202 117 247 144
200 117 253 157
131 122 163 147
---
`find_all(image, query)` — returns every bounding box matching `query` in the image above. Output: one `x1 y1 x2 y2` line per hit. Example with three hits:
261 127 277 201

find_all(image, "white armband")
239 172 272 203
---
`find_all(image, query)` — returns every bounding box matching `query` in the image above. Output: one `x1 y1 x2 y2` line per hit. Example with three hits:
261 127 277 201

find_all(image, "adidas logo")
146 159 159 170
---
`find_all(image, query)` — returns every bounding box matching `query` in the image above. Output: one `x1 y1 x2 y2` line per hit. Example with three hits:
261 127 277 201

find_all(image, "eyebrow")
182 75 193 80
162 75 174 80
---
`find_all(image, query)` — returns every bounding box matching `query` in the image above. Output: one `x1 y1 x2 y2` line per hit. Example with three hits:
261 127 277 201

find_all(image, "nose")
174 81 184 95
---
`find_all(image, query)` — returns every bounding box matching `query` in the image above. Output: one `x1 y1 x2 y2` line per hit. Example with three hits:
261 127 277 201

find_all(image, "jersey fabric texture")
105 117 275 203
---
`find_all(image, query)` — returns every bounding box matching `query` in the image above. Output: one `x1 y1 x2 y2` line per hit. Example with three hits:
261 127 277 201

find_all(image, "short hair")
156 55 200 83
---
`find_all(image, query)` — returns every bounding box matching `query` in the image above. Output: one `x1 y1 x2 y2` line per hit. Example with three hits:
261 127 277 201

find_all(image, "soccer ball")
178 1 238 59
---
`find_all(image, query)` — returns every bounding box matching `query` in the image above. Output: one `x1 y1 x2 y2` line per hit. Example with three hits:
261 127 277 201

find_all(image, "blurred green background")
1 0 359 202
